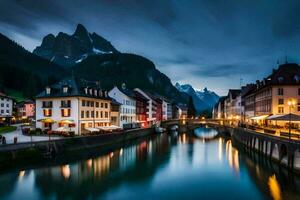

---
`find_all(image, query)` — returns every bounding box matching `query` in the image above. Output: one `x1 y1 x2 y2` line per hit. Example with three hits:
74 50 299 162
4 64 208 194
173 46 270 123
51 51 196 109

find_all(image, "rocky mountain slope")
175 82 219 112
33 24 119 67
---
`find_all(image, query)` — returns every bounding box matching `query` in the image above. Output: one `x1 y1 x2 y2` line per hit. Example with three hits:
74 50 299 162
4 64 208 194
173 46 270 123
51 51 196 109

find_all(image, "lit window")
43 109 52 117
278 107 284 114
278 99 284 105
61 109 71 117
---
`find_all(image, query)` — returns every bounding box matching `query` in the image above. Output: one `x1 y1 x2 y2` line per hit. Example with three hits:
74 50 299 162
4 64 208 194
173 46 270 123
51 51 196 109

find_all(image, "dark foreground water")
1 127 300 200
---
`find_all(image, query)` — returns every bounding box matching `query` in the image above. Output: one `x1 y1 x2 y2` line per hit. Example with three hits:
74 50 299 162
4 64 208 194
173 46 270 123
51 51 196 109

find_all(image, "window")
63 86 68 93
61 109 71 117
105 103 108 108
87 101 90 107
0 103 3 107
96 102 99 107
0 110 3 114
42 101 52 108
91 101 94 107
278 99 284 105
46 87 51 94
43 109 52 117
91 111 94 118
100 111 103 118
96 111 99 118
82 100 86 107
278 107 284 114
101 103 103 108
105 112 108 118
81 111 84 118
61 100 71 107
277 88 284 95
86 111 89 118
6 104 9 107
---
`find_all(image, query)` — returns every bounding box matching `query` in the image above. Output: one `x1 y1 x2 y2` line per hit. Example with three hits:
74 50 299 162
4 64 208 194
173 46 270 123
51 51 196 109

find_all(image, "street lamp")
287 99 296 140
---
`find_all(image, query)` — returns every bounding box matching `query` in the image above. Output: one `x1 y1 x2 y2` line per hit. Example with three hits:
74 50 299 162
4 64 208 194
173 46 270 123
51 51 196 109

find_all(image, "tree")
187 96 196 118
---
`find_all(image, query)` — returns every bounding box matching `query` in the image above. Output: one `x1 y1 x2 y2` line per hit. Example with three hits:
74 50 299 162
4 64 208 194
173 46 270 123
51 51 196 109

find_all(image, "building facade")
109 85 136 128
35 78 111 135
0 92 13 123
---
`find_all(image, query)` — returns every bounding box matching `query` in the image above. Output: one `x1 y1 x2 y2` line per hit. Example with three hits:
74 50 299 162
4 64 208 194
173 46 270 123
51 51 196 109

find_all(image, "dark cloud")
1 0 300 95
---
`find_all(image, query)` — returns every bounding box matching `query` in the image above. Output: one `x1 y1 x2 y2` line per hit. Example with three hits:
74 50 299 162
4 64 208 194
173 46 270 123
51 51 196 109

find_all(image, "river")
0 127 300 200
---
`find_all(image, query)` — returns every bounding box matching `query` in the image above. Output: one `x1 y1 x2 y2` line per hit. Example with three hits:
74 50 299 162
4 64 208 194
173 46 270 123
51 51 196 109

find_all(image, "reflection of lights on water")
218 138 223 161
182 134 186 143
87 159 92 168
119 148 123 156
268 174 282 200
94 156 110 176
226 140 240 173
18 170 25 180
61 165 71 179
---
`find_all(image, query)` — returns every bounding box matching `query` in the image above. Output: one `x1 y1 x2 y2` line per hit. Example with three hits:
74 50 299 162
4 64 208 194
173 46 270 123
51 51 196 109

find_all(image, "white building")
109 84 136 128
161 99 172 120
35 78 111 135
0 92 13 122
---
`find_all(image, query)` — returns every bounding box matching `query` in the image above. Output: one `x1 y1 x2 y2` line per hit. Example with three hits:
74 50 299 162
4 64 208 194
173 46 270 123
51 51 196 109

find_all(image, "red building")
154 97 162 122
134 91 148 127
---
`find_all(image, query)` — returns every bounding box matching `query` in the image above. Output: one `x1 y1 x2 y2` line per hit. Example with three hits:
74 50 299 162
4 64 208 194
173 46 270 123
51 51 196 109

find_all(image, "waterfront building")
0 92 13 123
224 89 242 120
244 63 300 127
133 88 157 126
35 78 111 135
160 98 172 120
212 96 226 119
177 104 188 119
109 84 136 128
110 98 121 127
134 90 148 127
154 96 162 122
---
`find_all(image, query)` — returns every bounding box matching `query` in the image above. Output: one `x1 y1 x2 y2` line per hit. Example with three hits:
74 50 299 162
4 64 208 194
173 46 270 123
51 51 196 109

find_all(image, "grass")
0 126 17 134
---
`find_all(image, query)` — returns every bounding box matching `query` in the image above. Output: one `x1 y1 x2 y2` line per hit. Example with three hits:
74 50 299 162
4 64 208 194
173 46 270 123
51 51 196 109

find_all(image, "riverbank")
0 127 155 170
207 123 300 174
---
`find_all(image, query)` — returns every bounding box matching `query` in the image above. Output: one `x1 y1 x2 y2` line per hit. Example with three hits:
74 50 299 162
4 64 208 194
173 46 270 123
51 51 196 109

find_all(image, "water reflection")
268 175 282 200
226 140 240 174
0 128 300 200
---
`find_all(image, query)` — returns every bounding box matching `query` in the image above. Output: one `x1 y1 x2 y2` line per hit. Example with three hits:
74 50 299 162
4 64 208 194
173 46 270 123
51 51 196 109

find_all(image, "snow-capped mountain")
175 82 219 112
33 24 119 67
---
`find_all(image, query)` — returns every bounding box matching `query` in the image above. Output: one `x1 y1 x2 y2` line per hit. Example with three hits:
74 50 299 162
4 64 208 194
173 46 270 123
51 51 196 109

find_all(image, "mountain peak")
33 24 119 67
74 24 88 36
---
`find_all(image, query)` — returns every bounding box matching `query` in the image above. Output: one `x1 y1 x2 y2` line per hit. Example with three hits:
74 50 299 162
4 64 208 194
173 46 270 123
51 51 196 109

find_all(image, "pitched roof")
0 92 13 100
111 98 122 105
228 89 241 99
267 63 300 85
118 87 136 99
36 77 111 100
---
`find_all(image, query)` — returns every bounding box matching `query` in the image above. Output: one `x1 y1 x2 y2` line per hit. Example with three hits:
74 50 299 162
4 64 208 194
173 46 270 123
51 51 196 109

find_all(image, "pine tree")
187 96 196 118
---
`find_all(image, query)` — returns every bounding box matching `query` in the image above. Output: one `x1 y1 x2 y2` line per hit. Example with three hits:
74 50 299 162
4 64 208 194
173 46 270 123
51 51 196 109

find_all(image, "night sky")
1 0 300 95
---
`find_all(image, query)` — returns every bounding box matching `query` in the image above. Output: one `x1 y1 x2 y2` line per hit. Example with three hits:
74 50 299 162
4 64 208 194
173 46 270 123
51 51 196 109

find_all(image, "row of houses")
212 63 300 127
0 77 185 135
